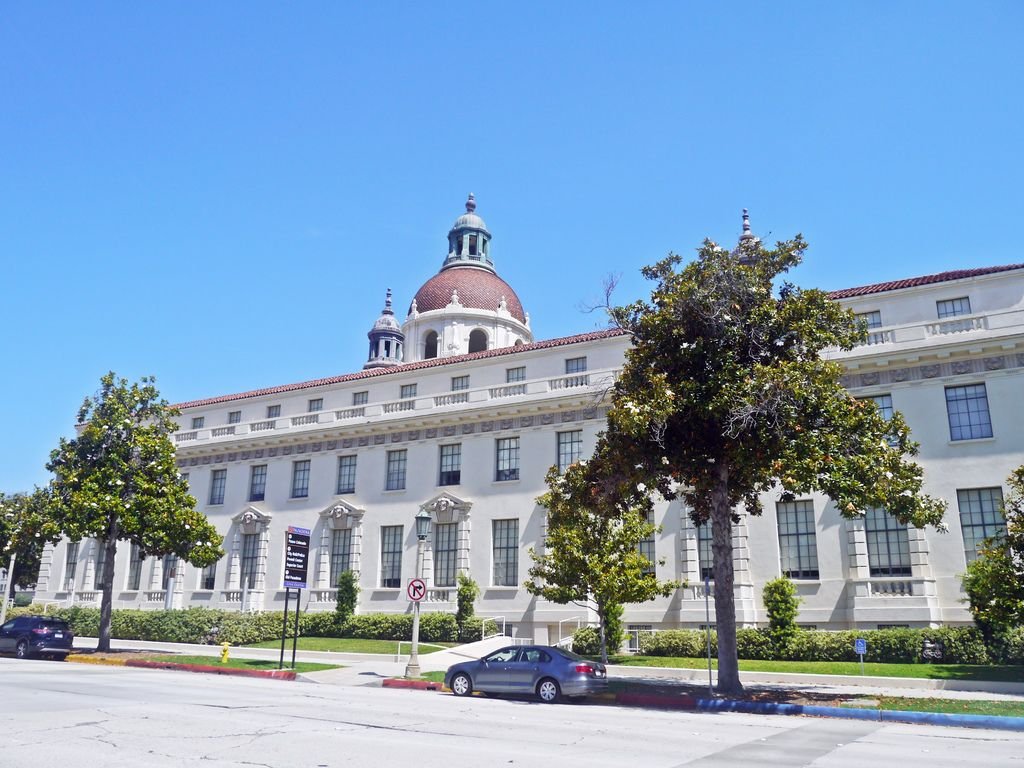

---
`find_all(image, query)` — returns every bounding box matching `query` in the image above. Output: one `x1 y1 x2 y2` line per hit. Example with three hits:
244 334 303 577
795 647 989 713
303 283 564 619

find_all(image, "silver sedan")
444 645 608 703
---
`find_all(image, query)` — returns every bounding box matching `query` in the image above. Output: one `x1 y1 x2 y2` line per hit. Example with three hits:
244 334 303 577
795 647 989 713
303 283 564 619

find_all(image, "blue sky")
2 2 1022 492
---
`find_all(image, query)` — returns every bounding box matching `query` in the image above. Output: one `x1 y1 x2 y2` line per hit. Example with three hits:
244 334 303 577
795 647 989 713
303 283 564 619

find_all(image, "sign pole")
292 588 301 669
281 525 312 670
279 588 290 670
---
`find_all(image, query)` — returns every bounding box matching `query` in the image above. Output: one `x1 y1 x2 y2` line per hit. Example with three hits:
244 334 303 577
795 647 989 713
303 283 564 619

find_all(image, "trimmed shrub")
735 628 774 660
13 592 33 607
571 626 601 657
922 626 989 665
638 629 713 658
300 611 340 638
457 616 498 643
334 571 359 629
456 573 479 630
1000 626 1024 664
419 612 459 643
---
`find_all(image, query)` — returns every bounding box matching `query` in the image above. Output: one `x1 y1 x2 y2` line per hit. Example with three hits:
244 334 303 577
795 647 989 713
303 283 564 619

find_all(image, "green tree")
0 489 61 618
962 466 1024 645
527 451 679 663
47 372 223 651
603 234 945 693
455 571 479 629
762 575 801 650
334 570 360 629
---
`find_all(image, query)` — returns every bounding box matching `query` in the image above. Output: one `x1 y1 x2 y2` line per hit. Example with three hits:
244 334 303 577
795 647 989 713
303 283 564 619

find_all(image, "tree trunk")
98 520 119 652
710 460 743 695
597 601 608 664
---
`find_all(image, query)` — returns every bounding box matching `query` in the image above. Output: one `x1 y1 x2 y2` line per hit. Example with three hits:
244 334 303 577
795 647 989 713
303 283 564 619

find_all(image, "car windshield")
553 648 592 662
484 648 518 663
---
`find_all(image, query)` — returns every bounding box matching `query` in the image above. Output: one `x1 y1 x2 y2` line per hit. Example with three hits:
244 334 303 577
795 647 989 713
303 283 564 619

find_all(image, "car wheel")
450 673 473 697
15 640 29 659
536 677 561 703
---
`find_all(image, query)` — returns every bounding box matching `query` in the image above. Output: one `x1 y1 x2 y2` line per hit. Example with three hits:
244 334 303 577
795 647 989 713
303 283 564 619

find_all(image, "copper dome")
410 266 527 324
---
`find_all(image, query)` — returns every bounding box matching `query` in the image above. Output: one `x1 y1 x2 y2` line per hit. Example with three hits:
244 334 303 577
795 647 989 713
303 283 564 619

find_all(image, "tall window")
439 444 461 486
495 437 520 481
864 507 911 576
855 310 882 329
200 561 217 590
937 296 971 318
638 511 655 575
329 529 353 586
958 487 1006 563
64 542 78 589
565 356 587 374
93 542 106 589
777 500 819 579
451 375 470 391
352 391 368 406
209 469 227 505
870 394 894 421
228 410 241 424
386 450 407 491
556 430 582 472
492 519 519 586
945 384 993 440
308 398 323 412
380 525 403 588
425 332 439 359
291 460 311 498
127 544 143 591
434 522 458 587
191 416 205 429
162 554 178 590
506 366 526 383
400 384 417 399
240 533 260 589
248 464 267 502
468 329 488 353
337 455 357 494
266 404 281 419
697 524 714 581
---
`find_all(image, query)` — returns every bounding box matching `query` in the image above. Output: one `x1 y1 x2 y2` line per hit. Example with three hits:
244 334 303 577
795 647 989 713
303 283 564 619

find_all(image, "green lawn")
610 656 1024 683
422 671 446 683
846 697 1024 718
148 654 341 674
243 637 455 654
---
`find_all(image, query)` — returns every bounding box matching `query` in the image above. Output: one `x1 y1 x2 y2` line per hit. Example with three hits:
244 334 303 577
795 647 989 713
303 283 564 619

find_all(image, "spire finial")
739 208 756 242
465 192 476 213
384 287 392 311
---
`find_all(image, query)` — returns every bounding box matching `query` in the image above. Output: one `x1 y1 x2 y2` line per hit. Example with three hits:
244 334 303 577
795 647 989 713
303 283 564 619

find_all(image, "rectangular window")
162 554 178 590
248 464 267 502
870 394 894 421
777 500 819 579
945 384 993 441
958 487 1006 563
864 507 911 576
380 525 403 588
329 529 353 586
638 511 655 575
266 404 281 419
434 522 458 588
492 519 519 586
200 561 217 590
240 533 259 589
386 450 407 491
209 468 227 505
191 416 205 429
438 444 462 486
400 384 417 399
64 542 78 589
94 542 106 590
506 366 526 383
937 296 971 319
451 375 470 391
227 410 241 424
495 437 520 482
565 356 588 374
291 460 311 498
336 455 357 494
127 544 143 591
856 310 882 329
556 430 582 472
697 524 714 581
308 398 323 413
352 391 368 406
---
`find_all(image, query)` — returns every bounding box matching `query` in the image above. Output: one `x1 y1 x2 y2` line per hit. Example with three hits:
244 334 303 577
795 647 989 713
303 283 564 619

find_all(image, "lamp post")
405 508 432 678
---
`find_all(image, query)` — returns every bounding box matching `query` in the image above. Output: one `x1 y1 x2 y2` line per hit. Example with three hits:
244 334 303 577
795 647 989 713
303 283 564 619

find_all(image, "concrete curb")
381 678 442 691
67 655 127 667
124 659 297 680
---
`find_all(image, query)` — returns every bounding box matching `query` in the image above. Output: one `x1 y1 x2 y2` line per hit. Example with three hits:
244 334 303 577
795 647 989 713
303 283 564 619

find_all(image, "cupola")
364 289 405 369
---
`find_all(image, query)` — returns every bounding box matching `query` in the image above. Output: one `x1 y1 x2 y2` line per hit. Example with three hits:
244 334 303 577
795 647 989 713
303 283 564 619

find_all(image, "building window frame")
945 383 993 441
506 366 526 383
209 468 227 506
308 398 323 413
127 543 143 591
291 460 311 499
266 404 281 419
239 533 260 589
200 561 217 590
433 522 458 588
937 296 972 319
451 375 470 392
438 444 462 486
565 356 588 374
697 523 714 581
400 384 417 400
495 437 520 482
556 430 582 473
227 410 241 424
777 500 819 579
191 416 205 430
380 525 403 588
329 528 353 586
958 487 1006 563
864 507 912 576
248 464 267 502
492 519 519 587
352 391 368 406
385 449 407 491
336 455 357 495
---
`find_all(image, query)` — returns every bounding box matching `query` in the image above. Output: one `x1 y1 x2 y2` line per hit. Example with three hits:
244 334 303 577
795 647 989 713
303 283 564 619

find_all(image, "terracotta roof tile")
828 264 1024 300
411 266 526 323
174 328 627 410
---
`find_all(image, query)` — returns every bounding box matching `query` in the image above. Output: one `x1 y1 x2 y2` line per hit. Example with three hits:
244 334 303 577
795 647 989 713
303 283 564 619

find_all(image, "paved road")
2 658 1023 767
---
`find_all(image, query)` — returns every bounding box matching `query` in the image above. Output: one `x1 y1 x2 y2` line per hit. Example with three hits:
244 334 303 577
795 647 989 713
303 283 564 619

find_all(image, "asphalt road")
2 658 1023 767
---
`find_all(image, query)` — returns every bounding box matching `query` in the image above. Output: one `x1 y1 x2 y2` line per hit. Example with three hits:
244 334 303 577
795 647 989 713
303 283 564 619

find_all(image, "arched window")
468 329 487 353
425 331 439 359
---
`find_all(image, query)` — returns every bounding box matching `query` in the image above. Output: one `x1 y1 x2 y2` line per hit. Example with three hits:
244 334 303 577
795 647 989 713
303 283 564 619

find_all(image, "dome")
410 266 527 324
451 211 488 232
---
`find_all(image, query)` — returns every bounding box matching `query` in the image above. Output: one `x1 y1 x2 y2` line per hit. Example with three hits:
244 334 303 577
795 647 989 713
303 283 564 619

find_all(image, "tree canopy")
595 234 946 693
0 488 61 599
47 372 223 650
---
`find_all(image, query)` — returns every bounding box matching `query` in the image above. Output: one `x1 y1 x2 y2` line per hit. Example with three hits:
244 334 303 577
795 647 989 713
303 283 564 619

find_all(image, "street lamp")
405 508 433 678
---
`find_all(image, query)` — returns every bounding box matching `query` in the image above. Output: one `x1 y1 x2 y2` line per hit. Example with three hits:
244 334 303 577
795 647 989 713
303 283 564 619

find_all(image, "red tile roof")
411 265 526 323
173 328 627 409
828 264 1024 299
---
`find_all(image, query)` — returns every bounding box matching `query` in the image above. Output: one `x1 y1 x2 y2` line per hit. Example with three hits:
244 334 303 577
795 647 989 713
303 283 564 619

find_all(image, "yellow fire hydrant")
220 642 230 664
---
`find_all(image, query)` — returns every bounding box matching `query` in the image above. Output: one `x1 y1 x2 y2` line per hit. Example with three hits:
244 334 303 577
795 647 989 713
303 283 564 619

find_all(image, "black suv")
0 615 74 659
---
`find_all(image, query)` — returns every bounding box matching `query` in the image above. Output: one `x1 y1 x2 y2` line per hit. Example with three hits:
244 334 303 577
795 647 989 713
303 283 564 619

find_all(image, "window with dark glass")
425 332 439 359
380 525 403 588
495 437 520 481
565 357 588 374
330 528 352 585
352 391 368 406
200 561 217 590
191 416 205 429
228 410 241 424
492 519 519 586
506 366 526 383
556 430 582 472
777 500 819 579
697 523 714 580
209 468 227 505
93 541 106 589
127 544 143 591
468 329 487 353
308 398 323 412
439 444 461 486
240 533 259 589
400 384 417 399
386 450 407 491
162 554 178 590
856 310 882 329
248 464 267 502
638 511 655 575
291 460 310 498
337 455 357 494
451 375 469 391
864 507 911 576
64 542 78 588
266 404 281 419
945 384 993 440
958 487 1006 563
937 296 971 319
434 522 457 587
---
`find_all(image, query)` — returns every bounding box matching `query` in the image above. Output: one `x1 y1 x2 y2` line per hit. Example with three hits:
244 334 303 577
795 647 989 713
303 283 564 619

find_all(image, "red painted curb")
615 692 696 709
382 678 442 691
124 659 297 681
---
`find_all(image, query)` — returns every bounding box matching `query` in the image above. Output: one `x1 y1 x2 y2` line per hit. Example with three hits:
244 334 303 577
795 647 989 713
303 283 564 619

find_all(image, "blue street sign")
854 637 867 656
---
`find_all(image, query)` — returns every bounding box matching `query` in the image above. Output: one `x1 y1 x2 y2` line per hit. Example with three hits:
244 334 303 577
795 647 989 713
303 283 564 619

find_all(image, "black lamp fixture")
415 508 432 541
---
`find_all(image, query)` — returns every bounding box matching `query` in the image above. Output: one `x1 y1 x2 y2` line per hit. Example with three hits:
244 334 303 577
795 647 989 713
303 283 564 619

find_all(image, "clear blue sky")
2 2 1022 492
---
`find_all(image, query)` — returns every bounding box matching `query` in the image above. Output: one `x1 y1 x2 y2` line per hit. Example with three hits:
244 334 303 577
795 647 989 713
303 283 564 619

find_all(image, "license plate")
53 633 63 639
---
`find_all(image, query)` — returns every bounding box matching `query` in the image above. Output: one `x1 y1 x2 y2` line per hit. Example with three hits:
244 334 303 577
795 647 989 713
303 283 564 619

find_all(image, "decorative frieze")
842 353 1021 390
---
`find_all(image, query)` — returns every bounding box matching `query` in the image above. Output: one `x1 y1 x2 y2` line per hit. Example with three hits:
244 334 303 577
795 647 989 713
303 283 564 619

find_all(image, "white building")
33 199 1024 642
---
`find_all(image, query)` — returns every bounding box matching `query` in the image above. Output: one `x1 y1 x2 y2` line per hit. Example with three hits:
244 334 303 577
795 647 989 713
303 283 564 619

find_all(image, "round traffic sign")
407 577 426 602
